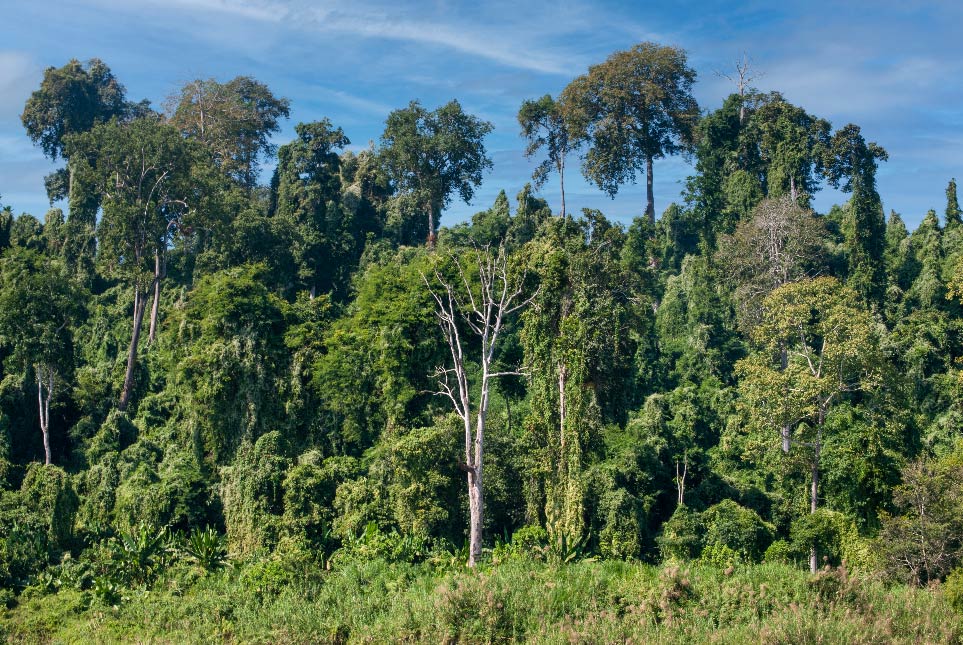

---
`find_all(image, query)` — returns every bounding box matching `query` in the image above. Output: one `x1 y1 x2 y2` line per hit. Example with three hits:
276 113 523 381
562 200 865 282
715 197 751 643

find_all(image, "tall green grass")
3 558 960 643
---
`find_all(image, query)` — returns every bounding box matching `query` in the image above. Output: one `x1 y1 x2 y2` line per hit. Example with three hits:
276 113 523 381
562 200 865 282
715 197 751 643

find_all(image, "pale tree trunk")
558 364 567 462
810 453 819 573
119 287 148 412
790 176 798 204
425 244 535 567
645 155 655 224
810 417 823 574
147 250 164 345
676 456 687 507
468 372 490 566
37 367 54 465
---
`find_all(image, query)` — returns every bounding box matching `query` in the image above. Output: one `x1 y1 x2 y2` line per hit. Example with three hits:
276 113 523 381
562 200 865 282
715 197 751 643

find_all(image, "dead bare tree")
423 242 536 567
717 53 763 124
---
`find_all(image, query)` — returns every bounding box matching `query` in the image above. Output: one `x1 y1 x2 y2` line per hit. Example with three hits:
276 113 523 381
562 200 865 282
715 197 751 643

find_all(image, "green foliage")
181 527 228 571
562 42 698 220
380 99 493 240
21 58 129 162
108 522 172 586
658 505 703 561
790 509 856 569
220 431 290 557
880 451 963 585
701 499 773 562
167 76 290 190
19 463 78 553
945 566 963 613
9 48 963 635
763 539 794 565
176 265 288 463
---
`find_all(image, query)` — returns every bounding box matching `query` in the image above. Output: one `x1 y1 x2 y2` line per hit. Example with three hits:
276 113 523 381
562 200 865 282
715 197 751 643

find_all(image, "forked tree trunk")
645 155 655 224
425 244 534 568
119 288 148 412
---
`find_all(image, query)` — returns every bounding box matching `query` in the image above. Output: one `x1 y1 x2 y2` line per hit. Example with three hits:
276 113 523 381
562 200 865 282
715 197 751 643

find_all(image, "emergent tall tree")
21 59 136 276
562 42 699 223
946 178 961 230
67 117 195 411
167 76 290 191
518 94 577 217
823 124 889 307
381 100 493 246
424 243 534 566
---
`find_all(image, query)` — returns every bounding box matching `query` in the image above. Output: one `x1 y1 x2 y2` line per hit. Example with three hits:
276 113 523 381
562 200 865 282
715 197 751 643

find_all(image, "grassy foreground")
2 557 960 644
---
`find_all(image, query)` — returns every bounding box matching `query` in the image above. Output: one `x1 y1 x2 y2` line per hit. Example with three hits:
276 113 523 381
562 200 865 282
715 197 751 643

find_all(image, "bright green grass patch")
3 559 960 644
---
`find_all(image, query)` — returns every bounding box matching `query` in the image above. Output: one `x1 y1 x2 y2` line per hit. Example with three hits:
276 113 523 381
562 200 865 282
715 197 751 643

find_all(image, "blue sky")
0 0 960 229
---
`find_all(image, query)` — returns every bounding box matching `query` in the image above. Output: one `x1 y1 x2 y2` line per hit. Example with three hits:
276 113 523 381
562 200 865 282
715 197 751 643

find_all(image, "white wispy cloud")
89 0 591 75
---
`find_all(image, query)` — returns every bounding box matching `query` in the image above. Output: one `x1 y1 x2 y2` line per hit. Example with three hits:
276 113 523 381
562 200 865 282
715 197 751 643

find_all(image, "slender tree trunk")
810 422 822 574
468 377 489 567
645 155 655 224
781 345 791 453
119 287 148 412
558 160 566 218
558 364 567 461
147 250 163 345
37 368 53 465
676 456 687 506
427 203 436 248
790 176 798 204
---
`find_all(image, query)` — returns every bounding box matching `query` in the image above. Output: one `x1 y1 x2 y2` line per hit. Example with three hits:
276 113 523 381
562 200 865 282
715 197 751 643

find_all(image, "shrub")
945 566 963 613
658 505 702 561
701 499 774 562
700 542 741 568
220 431 290 557
238 537 321 598
764 539 794 565
181 527 228 571
790 509 856 569
0 495 50 588
19 463 79 553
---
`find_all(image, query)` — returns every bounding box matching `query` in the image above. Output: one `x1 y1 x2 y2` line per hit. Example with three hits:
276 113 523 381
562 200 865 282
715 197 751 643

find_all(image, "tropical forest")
2 39 963 643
